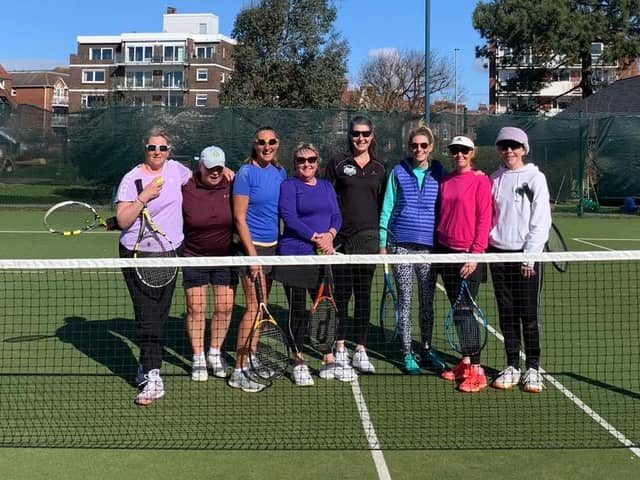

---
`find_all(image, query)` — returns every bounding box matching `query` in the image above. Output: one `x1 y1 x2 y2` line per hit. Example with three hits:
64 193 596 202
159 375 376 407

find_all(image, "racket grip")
254 276 265 304
135 179 143 194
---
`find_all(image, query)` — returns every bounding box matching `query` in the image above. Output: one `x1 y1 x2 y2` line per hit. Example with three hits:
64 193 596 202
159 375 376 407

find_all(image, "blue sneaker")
403 353 421 375
420 348 448 372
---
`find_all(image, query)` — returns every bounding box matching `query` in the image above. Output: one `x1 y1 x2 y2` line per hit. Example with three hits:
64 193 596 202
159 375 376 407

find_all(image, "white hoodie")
489 163 552 254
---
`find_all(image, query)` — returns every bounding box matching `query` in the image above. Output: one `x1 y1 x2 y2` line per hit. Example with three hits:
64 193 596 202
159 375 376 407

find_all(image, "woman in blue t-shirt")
228 126 287 393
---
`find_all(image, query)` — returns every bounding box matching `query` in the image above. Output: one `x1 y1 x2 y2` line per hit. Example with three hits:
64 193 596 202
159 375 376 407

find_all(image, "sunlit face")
409 135 433 165
199 163 224 186
448 145 475 173
496 140 526 170
254 130 279 163
294 148 319 182
144 135 171 171
350 124 373 155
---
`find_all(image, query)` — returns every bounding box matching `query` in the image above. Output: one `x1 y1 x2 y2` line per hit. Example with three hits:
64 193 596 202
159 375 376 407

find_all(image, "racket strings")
309 300 336 349
380 292 398 342
253 321 289 379
45 203 98 233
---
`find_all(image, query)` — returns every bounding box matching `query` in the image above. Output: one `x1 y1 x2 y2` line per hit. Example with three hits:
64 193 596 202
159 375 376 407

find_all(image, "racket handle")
135 179 143 194
105 216 121 231
254 276 265 304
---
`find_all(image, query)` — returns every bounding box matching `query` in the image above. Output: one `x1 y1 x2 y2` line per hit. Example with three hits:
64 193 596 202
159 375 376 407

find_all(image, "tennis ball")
155 177 164 185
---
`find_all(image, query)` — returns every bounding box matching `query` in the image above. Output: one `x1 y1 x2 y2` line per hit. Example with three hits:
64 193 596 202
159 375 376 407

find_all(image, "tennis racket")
44 201 119 235
309 264 338 352
445 280 488 356
521 183 569 273
378 227 400 343
249 276 290 382
133 179 178 288
546 223 569 273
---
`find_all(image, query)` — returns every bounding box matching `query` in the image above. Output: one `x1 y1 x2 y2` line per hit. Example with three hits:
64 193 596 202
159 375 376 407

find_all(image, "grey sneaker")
493 366 521 390
207 353 229 378
191 358 208 382
352 350 375 374
135 369 165 406
522 368 544 393
292 364 314 387
228 369 266 393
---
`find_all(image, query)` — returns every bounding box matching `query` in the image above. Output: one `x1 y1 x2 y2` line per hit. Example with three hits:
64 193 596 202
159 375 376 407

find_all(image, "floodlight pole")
454 48 459 134
424 0 431 125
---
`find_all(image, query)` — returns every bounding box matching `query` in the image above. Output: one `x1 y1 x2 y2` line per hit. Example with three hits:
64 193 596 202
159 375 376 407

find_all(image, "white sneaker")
493 366 521 390
191 358 208 382
334 349 351 367
292 364 314 387
135 369 165 406
319 363 357 383
250 355 275 379
207 353 229 378
522 368 544 393
352 350 375 374
227 369 266 393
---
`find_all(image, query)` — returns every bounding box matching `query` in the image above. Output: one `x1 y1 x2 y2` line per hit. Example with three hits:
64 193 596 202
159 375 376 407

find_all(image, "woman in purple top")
116 127 192 406
274 143 355 386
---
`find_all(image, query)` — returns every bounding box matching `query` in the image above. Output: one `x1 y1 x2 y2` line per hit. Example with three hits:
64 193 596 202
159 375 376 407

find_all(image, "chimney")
166 6 176 14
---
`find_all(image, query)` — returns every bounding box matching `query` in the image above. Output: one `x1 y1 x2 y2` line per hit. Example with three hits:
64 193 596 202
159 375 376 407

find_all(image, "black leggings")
120 244 180 372
489 250 543 370
333 263 376 345
283 285 323 354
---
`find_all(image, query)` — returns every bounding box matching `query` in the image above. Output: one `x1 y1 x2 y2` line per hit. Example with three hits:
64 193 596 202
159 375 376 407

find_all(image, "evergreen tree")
221 0 349 108
473 0 640 102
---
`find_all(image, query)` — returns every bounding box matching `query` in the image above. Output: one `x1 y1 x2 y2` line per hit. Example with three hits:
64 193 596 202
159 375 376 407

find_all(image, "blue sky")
0 0 489 108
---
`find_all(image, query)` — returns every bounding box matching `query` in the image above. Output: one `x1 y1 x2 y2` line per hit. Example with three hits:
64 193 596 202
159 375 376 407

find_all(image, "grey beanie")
495 127 530 154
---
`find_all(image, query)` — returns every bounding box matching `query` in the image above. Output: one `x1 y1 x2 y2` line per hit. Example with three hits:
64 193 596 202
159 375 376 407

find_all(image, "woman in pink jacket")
436 136 493 393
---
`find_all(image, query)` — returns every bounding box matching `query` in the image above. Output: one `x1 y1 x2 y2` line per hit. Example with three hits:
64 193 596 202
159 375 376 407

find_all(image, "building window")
164 71 184 88
0 80 4 89
90 48 113 60
197 69 208 81
81 94 106 109
222 47 226 59
164 46 185 62
11 88 16 96
127 46 153 62
199 23 208 34
196 46 215 58
220 72 226 83
82 70 106 83
126 71 152 88
195 94 207 107
591 42 604 58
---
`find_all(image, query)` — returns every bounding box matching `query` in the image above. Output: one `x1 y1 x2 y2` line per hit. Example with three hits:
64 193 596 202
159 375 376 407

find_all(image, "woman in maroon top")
182 145 237 382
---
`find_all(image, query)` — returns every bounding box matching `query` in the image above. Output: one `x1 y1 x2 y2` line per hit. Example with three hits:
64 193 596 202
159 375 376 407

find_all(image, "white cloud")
367 48 399 59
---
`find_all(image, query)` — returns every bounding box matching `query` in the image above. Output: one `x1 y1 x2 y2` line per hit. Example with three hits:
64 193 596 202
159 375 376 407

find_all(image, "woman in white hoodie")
488 127 552 393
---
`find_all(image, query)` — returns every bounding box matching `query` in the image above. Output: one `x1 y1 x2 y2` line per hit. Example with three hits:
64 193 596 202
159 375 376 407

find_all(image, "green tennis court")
0 209 639 479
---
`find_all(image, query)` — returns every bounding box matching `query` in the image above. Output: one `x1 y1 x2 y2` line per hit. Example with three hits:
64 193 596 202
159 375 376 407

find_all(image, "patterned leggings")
392 243 437 353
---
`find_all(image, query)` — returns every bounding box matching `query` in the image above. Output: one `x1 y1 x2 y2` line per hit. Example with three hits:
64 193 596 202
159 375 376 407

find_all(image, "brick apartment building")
67 9 235 112
0 64 15 109
9 69 69 114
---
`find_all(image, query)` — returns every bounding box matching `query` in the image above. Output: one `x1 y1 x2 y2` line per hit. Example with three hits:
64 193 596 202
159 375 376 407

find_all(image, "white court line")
572 238 614 250
436 282 640 458
350 379 391 480
0 230 118 234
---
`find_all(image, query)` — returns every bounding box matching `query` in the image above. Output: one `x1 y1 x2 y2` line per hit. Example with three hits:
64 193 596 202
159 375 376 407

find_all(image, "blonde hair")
293 142 321 164
144 127 172 147
408 126 435 147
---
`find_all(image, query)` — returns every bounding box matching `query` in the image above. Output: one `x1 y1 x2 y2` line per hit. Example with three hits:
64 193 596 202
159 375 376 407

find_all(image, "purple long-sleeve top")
278 177 342 255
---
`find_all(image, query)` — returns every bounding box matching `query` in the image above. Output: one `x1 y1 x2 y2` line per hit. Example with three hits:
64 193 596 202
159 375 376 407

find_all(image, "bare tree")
355 49 453 114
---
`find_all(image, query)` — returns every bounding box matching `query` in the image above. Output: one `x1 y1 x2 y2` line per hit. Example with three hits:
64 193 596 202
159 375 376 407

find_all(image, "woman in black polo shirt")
325 116 387 374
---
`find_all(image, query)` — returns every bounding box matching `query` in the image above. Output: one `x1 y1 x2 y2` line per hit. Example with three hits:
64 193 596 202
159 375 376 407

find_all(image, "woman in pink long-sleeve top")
435 135 493 394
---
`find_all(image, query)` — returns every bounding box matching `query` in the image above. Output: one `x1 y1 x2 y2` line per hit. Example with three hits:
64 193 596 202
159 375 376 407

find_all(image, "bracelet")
328 230 336 239
135 197 145 207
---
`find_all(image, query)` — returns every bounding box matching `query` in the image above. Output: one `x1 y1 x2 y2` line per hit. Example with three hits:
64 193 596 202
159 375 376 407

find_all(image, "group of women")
115 119 551 405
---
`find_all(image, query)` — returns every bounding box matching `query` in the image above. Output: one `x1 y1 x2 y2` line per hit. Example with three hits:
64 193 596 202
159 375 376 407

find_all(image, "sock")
193 353 205 363
208 348 221 356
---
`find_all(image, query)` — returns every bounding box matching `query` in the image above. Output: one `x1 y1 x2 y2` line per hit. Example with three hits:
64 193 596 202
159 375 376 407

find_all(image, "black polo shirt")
324 152 387 236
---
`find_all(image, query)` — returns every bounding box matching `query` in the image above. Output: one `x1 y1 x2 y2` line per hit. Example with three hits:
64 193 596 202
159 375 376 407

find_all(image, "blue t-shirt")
232 163 287 243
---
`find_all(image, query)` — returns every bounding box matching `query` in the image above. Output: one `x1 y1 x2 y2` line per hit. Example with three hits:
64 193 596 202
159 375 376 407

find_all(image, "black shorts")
236 243 277 277
183 266 238 289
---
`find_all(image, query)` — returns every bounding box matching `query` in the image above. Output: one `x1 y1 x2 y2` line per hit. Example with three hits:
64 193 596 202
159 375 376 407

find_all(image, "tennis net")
0 251 638 450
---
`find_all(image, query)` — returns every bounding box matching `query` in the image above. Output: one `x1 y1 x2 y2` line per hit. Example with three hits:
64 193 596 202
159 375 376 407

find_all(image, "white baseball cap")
448 136 475 149
199 145 226 168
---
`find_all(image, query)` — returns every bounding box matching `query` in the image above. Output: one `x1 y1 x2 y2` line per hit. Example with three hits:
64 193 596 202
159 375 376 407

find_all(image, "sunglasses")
145 144 170 152
497 140 523 151
206 166 224 175
351 130 372 138
256 138 279 146
449 146 472 155
411 142 430 150
295 156 318 165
